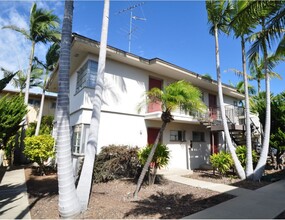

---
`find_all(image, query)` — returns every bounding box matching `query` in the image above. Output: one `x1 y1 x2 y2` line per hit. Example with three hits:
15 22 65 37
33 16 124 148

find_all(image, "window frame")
192 131 205 142
170 130 186 142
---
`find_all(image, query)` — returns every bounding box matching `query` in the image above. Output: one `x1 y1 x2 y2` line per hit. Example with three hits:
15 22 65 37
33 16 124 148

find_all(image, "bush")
210 151 233 176
235 145 258 169
138 143 170 185
24 134 55 175
93 145 141 183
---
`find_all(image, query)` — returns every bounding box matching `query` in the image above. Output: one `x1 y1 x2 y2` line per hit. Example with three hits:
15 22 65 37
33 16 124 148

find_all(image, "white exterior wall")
68 54 243 171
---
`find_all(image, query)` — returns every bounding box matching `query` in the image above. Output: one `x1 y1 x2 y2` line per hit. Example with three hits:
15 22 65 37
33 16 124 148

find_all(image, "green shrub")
138 143 170 185
210 151 233 176
93 145 141 183
235 145 258 168
24 134 55 175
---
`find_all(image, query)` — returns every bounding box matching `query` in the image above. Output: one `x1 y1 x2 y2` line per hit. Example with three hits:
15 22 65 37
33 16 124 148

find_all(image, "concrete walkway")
0 167 31 219
158 168 285 219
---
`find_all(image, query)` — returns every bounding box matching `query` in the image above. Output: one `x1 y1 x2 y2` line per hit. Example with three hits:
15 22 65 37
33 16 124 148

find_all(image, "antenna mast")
117 2 146 53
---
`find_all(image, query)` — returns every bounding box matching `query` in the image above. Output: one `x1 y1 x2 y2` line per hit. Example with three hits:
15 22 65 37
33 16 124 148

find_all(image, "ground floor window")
192 131 205 142
71 124 90 154
170 130 186 142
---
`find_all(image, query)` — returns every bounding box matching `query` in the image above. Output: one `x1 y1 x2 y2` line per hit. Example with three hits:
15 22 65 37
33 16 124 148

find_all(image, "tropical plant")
76 0 110 211
0 95 27 165
26 115 54 137
34 42 60 136
23 134 55 175
0 68 17 92
133 80 206 198
92 145 140 183
56 0 81 217
2 2 60 105
235 145 258 169
210 151 234 176
206 0 245 179
3 65 42 93
138 143 170 185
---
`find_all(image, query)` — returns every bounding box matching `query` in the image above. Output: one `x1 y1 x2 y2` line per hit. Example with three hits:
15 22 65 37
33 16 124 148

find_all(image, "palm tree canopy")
2 3 61 43
141 80 206 115
206 0 233 35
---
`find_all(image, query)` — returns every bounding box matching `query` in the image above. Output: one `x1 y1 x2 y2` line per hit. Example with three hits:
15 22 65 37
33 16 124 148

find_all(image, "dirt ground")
23 166 285 219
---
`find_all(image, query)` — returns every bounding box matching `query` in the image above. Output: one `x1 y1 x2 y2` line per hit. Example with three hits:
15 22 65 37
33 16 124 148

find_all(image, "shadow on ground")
124 191 234 219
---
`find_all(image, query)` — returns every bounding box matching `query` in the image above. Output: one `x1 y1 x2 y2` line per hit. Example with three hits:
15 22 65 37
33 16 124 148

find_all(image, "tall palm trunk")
76 0 110 210
253 20 271 181
35 78 47 136
214 24 245 180
241 36 253 178
24 41 35 105
56 0 81 217
134 120 168 199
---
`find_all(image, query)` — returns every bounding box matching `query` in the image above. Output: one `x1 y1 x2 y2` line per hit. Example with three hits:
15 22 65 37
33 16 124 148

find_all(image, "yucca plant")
138 143 170 185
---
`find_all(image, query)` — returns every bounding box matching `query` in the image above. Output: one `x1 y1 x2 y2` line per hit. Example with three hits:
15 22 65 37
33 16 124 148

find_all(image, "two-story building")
47 33 261 171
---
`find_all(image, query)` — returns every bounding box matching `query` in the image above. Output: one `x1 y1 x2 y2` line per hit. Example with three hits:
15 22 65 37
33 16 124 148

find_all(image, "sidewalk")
0 167 31 219
159 168 285 219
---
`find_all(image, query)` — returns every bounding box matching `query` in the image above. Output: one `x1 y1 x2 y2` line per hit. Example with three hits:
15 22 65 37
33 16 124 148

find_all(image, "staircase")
198 106 257 146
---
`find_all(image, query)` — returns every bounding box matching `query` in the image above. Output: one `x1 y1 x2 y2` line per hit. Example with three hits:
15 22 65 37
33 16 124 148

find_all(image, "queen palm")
249 53 282 94
76 0 110 210
34 42 60 136
228 0 263 178
206 0 245 179
133 80 206 199
2 2 60 106
56 0 81 217
8 65 42 94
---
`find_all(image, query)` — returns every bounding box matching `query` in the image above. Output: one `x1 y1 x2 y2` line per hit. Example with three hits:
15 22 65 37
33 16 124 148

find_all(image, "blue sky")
0 1 284 95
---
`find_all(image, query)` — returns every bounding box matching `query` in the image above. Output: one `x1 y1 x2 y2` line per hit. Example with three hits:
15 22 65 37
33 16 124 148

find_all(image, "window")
192 131 205 142
170 130 186 142
76 59 98 93
28 99 40 106
72 125 82 153
51 102 56 109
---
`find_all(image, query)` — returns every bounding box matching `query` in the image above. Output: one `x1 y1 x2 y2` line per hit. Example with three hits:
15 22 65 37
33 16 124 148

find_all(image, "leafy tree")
138 144 170 185
206 0 246 179
23 134 55 175
0 95 27 164
133 80 206 198
56 0 81 217
2 2 60 106
76 0 110 211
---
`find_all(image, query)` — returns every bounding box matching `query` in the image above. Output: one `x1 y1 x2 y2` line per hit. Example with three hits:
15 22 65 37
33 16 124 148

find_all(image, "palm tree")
76 0 110 210
228 0 262 178
249 53 283 95
8 65 43 93
133 80 206 199
246 1 284 180
206 0 245 179
34 42 60 136
56 0 81 217
2 2 60 106
0 68 17 91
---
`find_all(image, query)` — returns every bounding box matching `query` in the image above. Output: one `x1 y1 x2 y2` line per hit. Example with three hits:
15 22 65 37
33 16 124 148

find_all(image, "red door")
147 127 161 144
148 77 162 112
209 94 217 120
211 132 219 154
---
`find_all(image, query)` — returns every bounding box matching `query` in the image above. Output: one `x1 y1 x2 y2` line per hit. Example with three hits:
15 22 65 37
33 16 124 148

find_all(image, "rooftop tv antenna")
117 2 146 53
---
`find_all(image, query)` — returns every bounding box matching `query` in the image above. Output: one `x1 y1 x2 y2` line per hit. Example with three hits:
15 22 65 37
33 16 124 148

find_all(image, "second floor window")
76 59 98 93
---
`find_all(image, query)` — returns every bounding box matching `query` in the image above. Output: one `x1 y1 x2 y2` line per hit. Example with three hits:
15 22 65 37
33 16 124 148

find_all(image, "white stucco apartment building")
48 33 260 171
